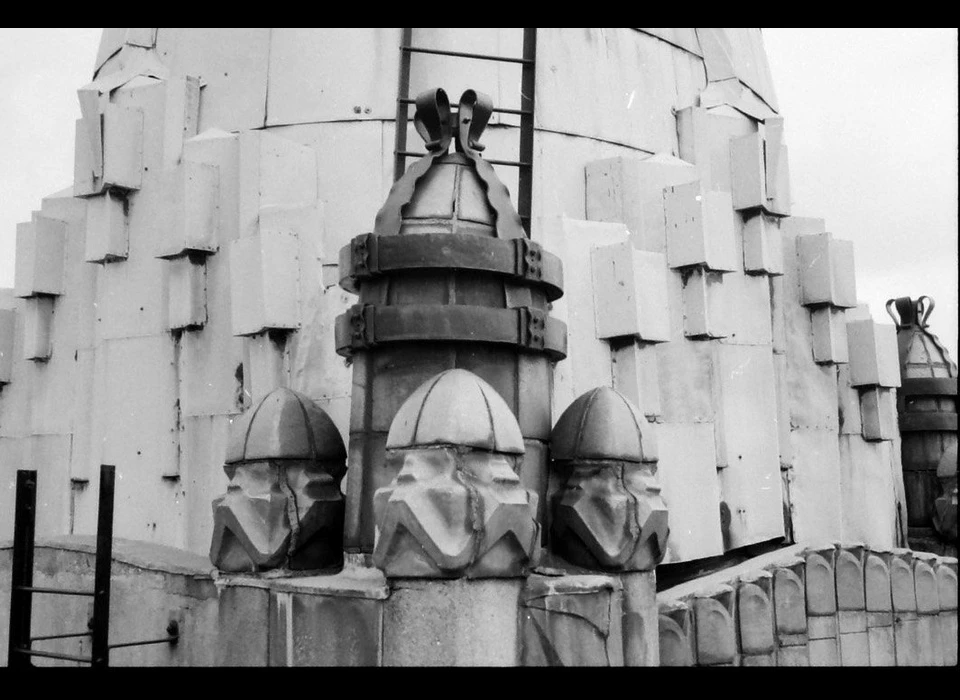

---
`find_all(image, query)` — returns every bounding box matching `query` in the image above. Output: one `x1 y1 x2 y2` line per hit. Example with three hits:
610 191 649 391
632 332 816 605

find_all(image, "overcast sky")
0 28 956 358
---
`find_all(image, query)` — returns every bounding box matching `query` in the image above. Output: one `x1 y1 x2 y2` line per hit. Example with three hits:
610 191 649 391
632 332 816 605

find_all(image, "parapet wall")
3 538 954 666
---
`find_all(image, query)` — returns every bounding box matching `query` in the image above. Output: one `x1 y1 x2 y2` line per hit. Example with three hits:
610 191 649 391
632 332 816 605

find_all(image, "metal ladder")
7 465 179 667
392 28 537 235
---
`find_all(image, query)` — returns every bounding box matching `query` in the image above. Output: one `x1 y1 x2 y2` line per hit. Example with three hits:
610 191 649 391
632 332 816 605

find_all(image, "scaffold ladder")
392 28 537 235
6 465 179 667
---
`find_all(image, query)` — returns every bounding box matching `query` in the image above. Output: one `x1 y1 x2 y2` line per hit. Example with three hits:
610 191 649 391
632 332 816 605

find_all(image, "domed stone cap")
551 387 649 463
225 387 346 465
386 369 524 454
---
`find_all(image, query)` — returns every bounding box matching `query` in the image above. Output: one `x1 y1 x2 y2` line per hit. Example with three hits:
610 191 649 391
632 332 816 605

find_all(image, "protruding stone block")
806 545 840 666
764 117 791 216
155 161 220 259
864 550 895 666
14 217 66 298
738 571 776 666
373 371 539 579
0 309 15 384
591 243 669 342
859 387 897 441
658 600 695 666
681 267 729 339
22 296 55 362
846 319 901 388
664 182 738 272
837 364 863 435
521 574 623 667
730 131 766 211
611 340 661 420
229 230 300 336
797 233 857 308
693 585 738 666
168 256 206 331
585 154 698 254
890 549 920 666
811 307 848 365
210 388 346 573
243 333 286 405
549 387 666 572
742 213 783 276
102 103 144 191
84 191 128 263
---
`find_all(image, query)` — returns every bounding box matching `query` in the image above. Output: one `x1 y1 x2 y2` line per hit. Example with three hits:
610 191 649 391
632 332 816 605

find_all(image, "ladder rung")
31 631 92 642
402 46 533 65
395 151 530 168
12 647 91 663
108 635 179 650
396 97 532 117
16 585 95 597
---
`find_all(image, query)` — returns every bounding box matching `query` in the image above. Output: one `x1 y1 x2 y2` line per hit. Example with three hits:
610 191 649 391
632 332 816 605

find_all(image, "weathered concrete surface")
383 578 521 666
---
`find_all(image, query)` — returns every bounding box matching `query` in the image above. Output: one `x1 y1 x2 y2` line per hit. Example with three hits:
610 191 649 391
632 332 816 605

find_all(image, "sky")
0 28 957 359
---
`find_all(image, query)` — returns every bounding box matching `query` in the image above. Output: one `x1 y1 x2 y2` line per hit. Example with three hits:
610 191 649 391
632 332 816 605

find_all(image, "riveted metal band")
338 233 563 301
335 304 566 360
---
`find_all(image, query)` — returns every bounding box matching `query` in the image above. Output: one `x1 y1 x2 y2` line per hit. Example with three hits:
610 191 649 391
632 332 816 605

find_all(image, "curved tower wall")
0 29 905 561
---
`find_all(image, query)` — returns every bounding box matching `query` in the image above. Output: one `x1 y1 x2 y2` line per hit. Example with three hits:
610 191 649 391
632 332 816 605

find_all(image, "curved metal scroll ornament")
374 88 453 237
887 295 935 329
374 88 526 240
456 89 526 240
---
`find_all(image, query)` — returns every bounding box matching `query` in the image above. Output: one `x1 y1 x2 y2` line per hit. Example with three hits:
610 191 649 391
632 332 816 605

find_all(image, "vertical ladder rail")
393 28 414 183
7 470 37 668
517 27 537 235
90 465 115 668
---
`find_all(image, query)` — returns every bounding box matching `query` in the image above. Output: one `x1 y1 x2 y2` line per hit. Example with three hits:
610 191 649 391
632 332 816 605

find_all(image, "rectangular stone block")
658 600 695 666
838 439 899 547
789 430 843 543
764 123 791 216
22 296 54 362
811 307 848 365
621 571 658 667
867 625 895 666
936 559 958 666
217 584 269 666
102 103 143 190
681 267 729 339
846 320 901 388
715 345 784 549
770 275 787 353
676 106 756 194
719 272 772 346
14 216 66 297
742 213 783 276
168 256 207 331
693 585 738 666
777 645 809 666
385 578 522 666
268 585 383 666
84 191 128 263
243 332 288 405
591 243 670 342
611 340 661 419
730 131 766 211
0 309 15 384
657 423 724 563
656 340 719 424
585 154 698 254
797 233 857 308
839 630 870 666
859 387 897 441
155 161 220 258
738 571 776 663
664 182 738 271
229 230 300 336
